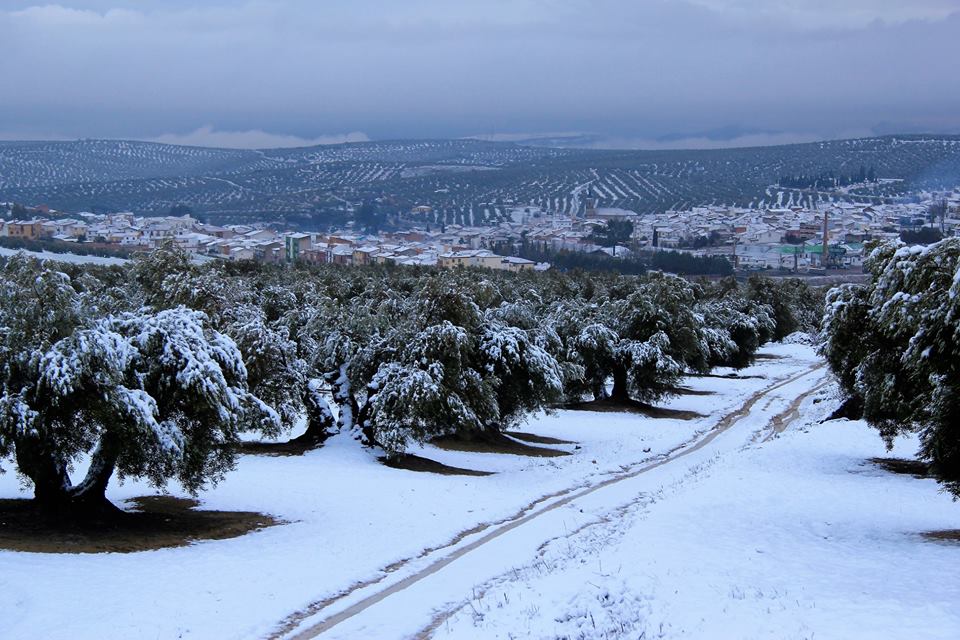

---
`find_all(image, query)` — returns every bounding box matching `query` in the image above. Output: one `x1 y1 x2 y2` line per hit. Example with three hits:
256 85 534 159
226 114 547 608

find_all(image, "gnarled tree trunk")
591 376 609 401
355 399 376 448
610 362 631 402
290 384 337 448
15 435 71 507
16 433 121 518
67 435 121 515
329 365 359 433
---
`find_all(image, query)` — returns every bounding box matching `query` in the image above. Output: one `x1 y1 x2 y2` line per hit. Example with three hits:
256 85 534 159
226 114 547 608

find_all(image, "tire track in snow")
759 377 833 443
416 367 833 638
273 362 827 639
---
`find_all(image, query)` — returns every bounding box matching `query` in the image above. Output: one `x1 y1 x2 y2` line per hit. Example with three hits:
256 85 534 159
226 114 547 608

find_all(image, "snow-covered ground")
0 247 129 266
1 344 956 639
429 392 960 640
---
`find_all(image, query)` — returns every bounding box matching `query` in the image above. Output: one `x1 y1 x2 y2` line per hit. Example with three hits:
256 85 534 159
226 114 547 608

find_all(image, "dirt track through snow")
277 363 827 640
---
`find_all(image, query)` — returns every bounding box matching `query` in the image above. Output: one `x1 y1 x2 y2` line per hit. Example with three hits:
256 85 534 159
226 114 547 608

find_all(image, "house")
229 246 256 261
300 244 329 265
39 221 61 238
42 218 88 239
330 244 354 266
438 249 499 269
588 207 640 222
372 251 396 265
438 249 533 272
142 222 176 244
256 241 285 264
319 234 358 248
499 256 536 272
285 233 311 261
390 230 429 243
4 220 44 240
174 232 216 251
352 246 379 266
748 228 782 244
195 223 234 239
244 229 279 243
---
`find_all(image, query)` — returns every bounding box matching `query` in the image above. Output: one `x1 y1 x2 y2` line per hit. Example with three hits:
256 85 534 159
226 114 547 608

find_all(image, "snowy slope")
432 389 960 640
0 346 816 639
4 345 953 640
3 136 958 224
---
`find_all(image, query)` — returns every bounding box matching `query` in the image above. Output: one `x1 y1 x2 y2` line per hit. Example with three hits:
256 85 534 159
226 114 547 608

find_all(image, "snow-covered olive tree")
821 239 960 496
698 295 776 369
747 275 822 341
599 276 700 404
567 322 619 401
478 315 564 430
0 247 805 474
359 277 490 453
365 321 497 454
225 304 305 436
0 257 278 515
134 246 322 446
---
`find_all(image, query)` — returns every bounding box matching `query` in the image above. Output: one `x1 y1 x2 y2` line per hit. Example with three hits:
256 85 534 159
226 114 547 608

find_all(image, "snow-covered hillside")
2 135 958 225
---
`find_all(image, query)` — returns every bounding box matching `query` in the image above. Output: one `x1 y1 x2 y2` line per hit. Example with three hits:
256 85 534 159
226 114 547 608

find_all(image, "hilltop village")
2 191 959 273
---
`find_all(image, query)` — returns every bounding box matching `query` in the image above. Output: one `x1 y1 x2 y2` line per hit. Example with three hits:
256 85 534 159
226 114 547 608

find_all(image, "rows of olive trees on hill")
0 247 821 518
3 136 958 225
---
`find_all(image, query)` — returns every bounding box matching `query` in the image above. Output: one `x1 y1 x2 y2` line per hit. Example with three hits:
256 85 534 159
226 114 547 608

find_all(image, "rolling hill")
1 135 958 228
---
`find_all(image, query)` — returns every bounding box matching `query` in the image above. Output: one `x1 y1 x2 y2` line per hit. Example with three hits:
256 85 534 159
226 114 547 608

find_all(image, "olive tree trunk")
16 433 121 517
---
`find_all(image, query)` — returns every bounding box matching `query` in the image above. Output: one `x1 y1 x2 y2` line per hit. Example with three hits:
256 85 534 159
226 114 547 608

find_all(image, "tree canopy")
0 246 822 515
821 238 960 496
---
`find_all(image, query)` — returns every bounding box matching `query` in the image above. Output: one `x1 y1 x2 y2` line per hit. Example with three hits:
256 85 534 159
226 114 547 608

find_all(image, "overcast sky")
2 1 958 149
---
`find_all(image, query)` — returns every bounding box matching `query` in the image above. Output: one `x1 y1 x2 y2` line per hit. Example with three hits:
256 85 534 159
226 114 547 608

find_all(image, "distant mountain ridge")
1 135 958 227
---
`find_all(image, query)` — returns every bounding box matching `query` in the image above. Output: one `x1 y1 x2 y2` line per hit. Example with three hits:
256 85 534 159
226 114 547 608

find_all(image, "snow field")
433 381 960 640
1 345 828 639
0 247 129 266
296 354 831 639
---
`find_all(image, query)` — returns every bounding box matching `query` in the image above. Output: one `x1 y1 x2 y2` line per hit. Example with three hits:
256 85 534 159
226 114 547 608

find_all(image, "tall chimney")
822 209 830 268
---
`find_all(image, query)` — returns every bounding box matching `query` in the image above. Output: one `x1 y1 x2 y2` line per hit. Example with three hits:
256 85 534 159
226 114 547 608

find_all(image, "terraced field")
1 135 958 227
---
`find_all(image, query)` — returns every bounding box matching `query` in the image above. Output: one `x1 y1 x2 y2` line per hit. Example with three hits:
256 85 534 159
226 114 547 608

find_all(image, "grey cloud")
1 1 958 146
150 127 370 149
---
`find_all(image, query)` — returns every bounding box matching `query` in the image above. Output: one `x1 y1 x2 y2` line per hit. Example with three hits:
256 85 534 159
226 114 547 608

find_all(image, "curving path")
273 362 830 640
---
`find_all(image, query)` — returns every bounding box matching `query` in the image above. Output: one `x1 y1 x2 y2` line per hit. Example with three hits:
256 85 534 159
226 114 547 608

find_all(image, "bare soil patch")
693 372 765 380
238 439 322 456
508 431 577 446
565 397 705 420
380 454 494 476
870 457 931 478
432 432 569 457
825 396 863 421
754 353 787 360
0 496 279 554
922 530 960 544
669 386 716 397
